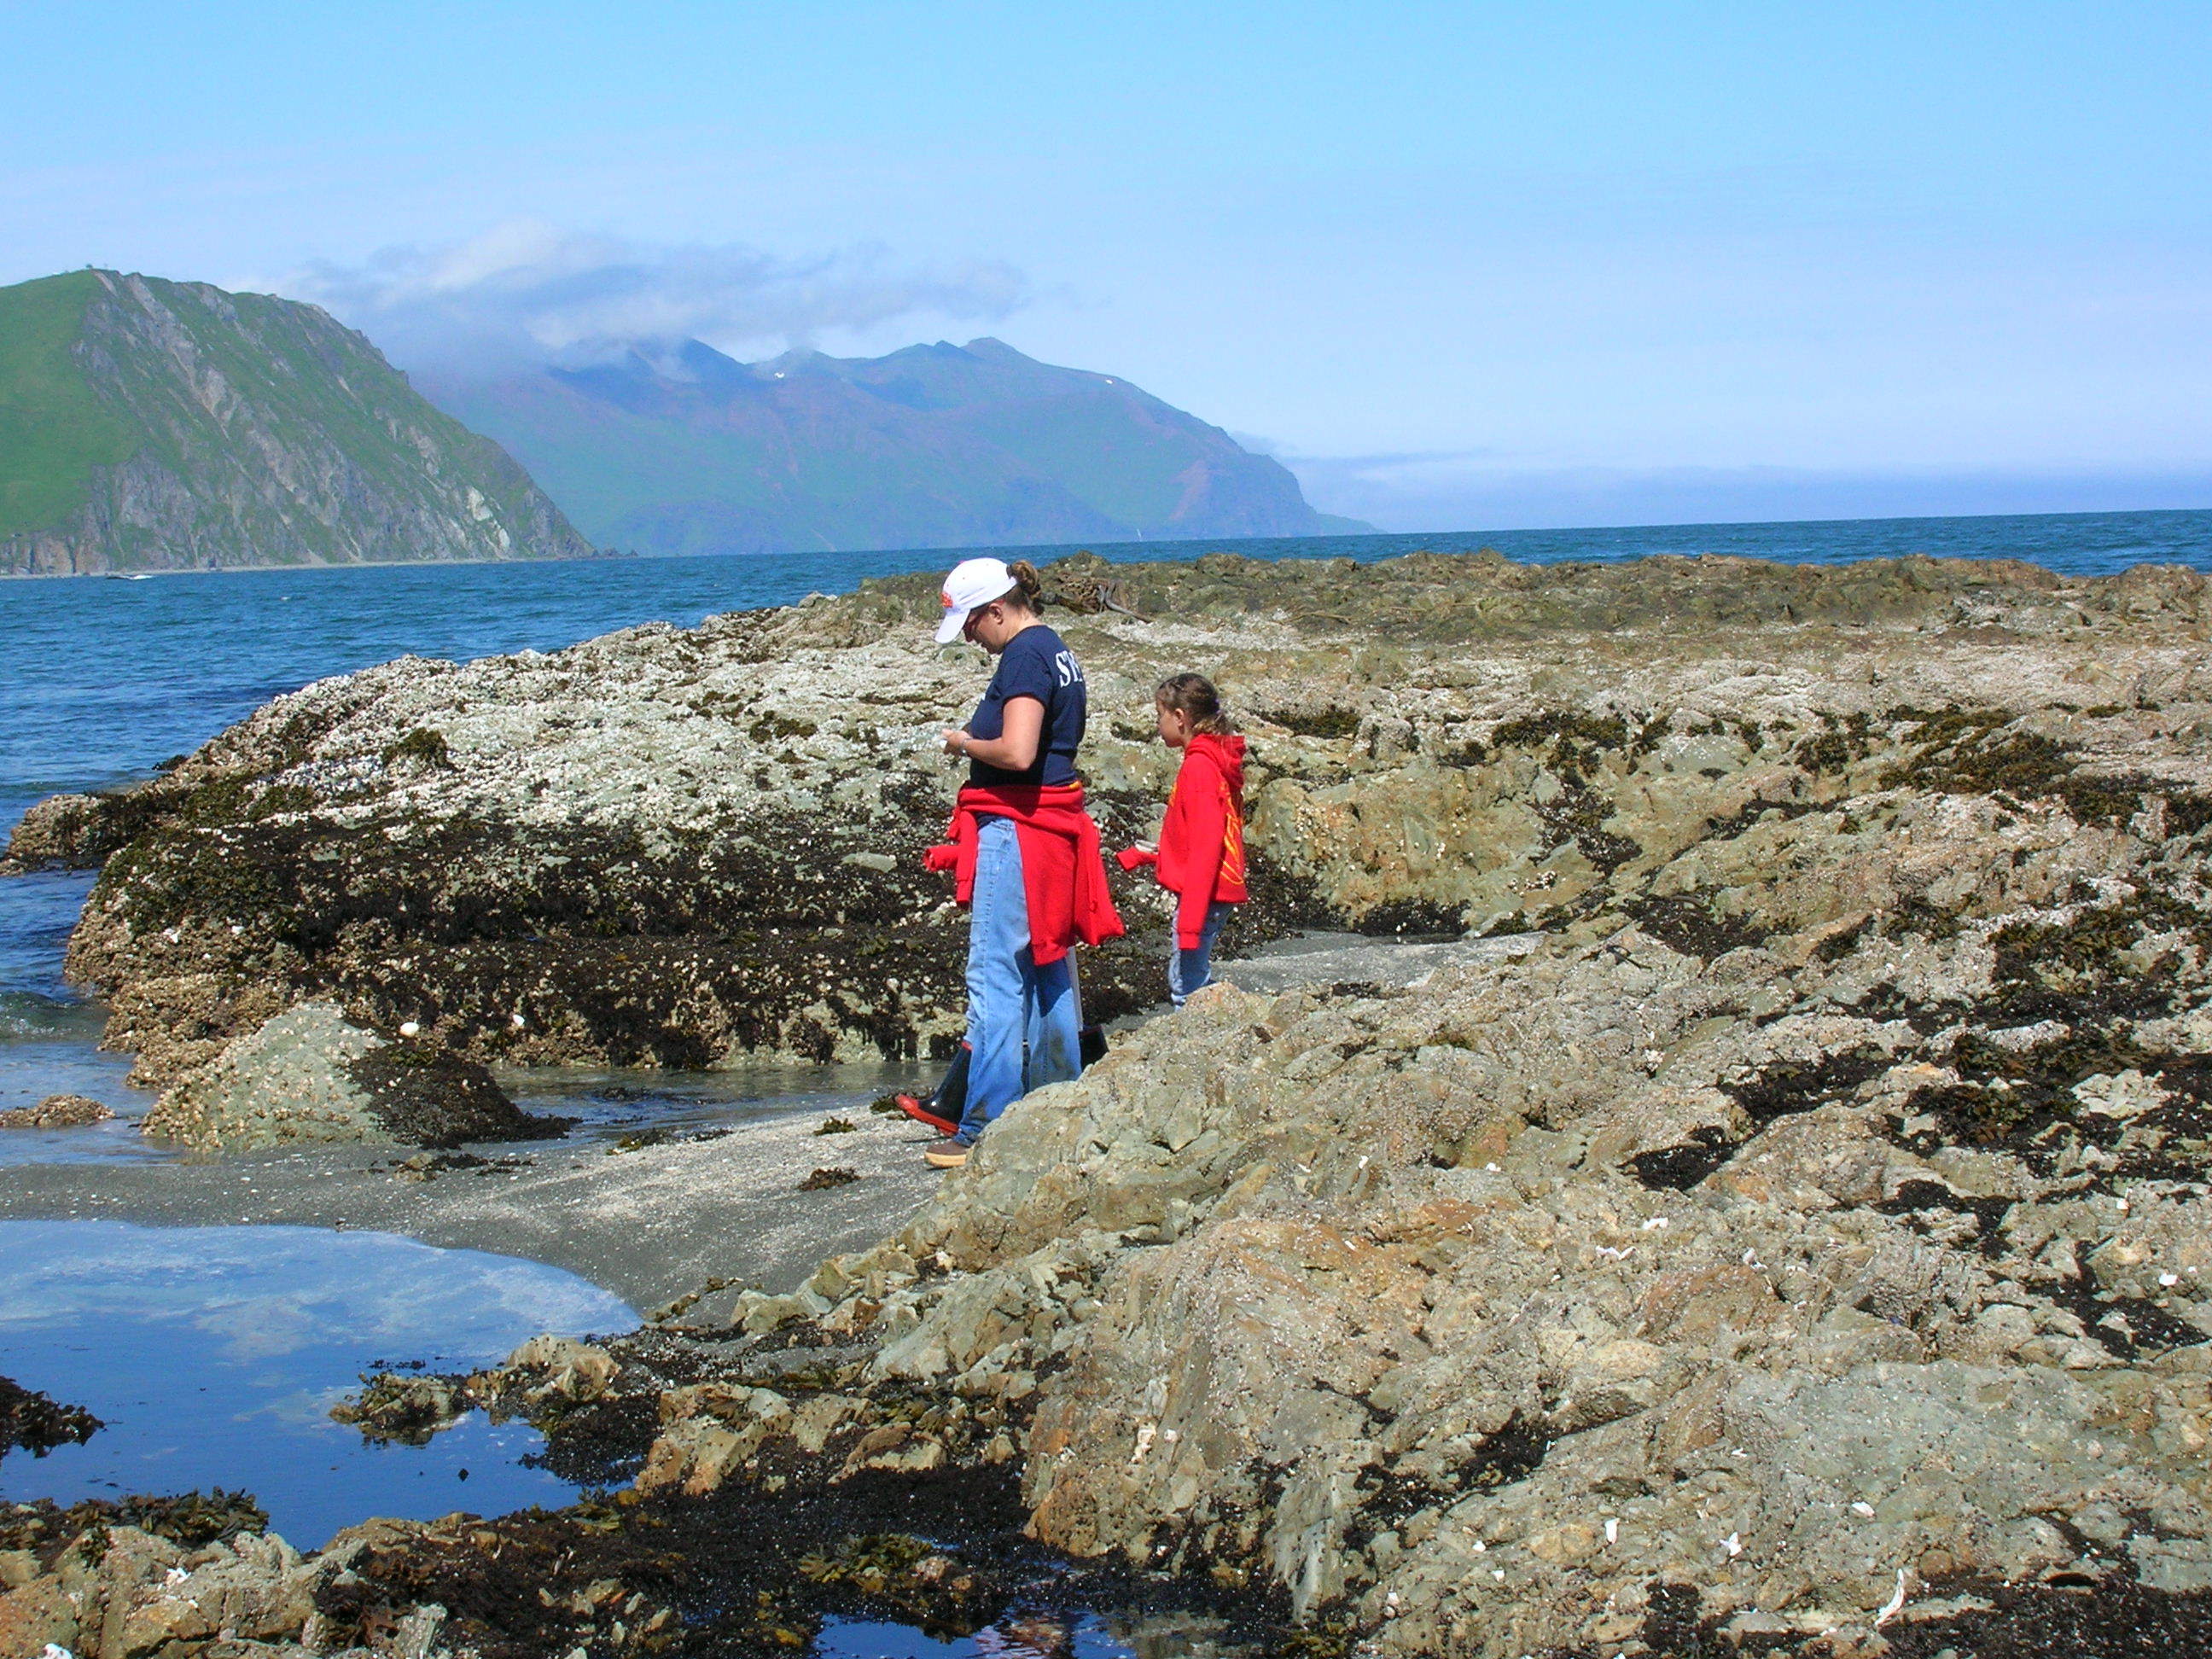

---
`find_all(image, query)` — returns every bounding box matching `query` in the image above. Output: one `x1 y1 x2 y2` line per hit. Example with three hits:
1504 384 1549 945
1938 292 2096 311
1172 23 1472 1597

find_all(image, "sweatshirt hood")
1188 731 1246 795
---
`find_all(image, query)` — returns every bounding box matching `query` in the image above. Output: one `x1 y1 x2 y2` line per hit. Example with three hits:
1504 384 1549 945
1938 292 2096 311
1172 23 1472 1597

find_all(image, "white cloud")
281 219 1033 379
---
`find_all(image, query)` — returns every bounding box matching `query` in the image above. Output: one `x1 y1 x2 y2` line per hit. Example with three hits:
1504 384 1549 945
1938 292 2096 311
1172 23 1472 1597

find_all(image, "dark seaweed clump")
1792 709 1877 775
1491 710 1630 760
1355 898 1468 938
0 1490 268 1555
1627 1127 1735 1191
1491 711 1646 873
310 1467 1278 1659
345 1043 571 1148
1257 705 1362 740
1861 891 2212 1171
1620 894 1769 960
1726 1045 1895 1124
1988 893 2212 1013
381 726 453 770
1629 1046 1896 1192
1635 1571 2212 1659
0 1374 102 1460
1875 706 2165 827
1892 1024 2212 1185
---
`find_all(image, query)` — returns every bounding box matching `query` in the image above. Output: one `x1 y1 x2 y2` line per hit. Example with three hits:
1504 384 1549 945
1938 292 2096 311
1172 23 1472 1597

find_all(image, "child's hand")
1116 843 1158 871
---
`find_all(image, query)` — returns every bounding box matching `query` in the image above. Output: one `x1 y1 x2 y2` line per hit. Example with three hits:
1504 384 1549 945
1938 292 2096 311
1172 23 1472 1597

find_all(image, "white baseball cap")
934 556 1017 643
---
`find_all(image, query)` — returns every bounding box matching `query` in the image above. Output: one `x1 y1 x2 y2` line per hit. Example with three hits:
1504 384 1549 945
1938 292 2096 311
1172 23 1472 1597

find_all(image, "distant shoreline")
0 552 632 582
5 504 2211 587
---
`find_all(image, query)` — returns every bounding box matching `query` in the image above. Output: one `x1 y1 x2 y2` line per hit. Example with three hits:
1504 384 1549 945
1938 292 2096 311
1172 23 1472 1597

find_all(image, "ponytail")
1004 559 1045 611
1156 671 1237 736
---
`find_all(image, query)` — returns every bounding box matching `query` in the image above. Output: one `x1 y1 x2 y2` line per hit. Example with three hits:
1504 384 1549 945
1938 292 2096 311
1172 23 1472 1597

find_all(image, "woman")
917 556 1122 1168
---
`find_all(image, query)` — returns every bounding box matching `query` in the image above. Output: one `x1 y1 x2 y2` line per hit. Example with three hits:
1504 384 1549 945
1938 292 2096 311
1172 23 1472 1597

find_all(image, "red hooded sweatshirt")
1117 732 1249 948
924 783 1125 964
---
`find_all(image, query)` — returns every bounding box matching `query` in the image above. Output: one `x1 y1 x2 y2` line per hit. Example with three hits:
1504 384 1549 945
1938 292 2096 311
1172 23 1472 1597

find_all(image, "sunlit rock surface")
15 548 2212 1651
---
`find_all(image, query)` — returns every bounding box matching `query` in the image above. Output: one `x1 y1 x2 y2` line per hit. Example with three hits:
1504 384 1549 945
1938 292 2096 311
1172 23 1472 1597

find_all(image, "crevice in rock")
1627 1126 1735 1191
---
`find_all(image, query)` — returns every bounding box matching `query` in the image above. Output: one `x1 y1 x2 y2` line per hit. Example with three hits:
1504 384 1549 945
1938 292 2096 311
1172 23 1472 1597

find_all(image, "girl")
1118 672 1248 1005
915 556 1122 1168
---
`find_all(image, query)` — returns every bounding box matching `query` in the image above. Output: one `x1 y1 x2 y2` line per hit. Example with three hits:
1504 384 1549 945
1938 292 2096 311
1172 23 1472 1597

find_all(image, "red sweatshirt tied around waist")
1115 731 1249 948
923 783 1125 964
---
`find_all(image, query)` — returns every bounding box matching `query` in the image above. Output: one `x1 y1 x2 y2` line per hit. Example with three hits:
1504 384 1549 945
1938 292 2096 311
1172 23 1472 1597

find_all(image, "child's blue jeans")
956 816 1083 1144
1168 900 1234 1007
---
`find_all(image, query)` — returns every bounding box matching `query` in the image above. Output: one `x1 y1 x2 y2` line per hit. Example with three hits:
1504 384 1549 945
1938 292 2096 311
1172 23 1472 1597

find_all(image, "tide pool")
0 1220 635 1548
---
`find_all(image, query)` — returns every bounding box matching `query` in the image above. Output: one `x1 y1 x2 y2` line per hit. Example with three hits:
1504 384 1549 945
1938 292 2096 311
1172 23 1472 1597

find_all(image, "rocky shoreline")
19 548 2193 1097
9 548 2212 1655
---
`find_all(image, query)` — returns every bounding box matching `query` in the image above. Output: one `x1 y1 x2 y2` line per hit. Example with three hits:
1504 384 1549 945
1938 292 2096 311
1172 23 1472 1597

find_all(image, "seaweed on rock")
0 1375 102 1460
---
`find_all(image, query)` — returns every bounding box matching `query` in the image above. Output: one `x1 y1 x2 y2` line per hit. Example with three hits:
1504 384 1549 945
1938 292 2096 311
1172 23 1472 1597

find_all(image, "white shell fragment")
1875 1569 1910 1626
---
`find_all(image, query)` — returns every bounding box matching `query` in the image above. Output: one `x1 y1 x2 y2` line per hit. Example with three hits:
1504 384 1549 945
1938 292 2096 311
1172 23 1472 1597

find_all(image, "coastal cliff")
0 270 593 576
9 549 2212 1653
427 335 1369 556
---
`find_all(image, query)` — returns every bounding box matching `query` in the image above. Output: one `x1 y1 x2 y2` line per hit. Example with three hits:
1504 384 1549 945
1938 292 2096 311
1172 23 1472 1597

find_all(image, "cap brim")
934 608 971 644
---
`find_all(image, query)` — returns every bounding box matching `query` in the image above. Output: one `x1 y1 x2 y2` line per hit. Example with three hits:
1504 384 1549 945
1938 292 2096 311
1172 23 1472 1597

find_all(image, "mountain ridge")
425 334 1368 556
0 270 592 576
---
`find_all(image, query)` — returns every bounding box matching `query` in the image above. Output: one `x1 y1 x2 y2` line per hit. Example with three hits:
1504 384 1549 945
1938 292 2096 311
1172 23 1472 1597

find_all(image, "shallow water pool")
0 1219 635 1548
812 1604 1253 1659
813 1615 1129 1658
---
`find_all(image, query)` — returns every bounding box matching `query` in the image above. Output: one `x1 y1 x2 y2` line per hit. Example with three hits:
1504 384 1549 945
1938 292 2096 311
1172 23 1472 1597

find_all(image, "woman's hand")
940 729 969 758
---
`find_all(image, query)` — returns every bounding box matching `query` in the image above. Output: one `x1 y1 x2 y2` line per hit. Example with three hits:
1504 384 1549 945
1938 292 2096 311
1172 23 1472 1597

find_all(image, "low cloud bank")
282 220 1032 380
1278 451 2212 535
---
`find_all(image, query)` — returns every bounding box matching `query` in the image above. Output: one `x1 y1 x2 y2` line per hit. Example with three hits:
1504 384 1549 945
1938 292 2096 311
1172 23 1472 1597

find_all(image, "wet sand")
0 1105 943 1311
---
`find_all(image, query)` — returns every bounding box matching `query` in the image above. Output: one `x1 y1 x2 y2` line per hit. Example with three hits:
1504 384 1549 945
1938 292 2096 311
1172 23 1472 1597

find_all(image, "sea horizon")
9 502 2212 584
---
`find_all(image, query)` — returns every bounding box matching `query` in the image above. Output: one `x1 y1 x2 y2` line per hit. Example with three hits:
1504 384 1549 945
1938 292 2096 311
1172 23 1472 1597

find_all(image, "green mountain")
0 270 591 575
425 336 1369 556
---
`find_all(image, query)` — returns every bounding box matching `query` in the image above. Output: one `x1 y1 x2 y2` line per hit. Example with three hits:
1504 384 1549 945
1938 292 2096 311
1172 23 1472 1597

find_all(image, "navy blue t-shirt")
967 624 1086 787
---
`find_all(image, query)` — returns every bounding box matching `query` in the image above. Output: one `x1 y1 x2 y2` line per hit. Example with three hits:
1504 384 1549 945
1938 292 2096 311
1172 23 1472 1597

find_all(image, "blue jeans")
957 816 1083 1143
1168 900 1234 1007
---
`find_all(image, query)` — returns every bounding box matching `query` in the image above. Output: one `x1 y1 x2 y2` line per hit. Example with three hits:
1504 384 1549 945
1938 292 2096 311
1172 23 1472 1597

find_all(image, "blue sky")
4 2 2209 531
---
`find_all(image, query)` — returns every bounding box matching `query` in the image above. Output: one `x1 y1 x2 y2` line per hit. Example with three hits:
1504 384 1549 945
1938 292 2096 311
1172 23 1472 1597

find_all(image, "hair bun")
1007 559 1045 602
